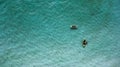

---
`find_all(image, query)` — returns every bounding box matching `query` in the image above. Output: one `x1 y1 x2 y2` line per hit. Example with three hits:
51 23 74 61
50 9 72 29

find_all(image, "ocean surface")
0 0 120 67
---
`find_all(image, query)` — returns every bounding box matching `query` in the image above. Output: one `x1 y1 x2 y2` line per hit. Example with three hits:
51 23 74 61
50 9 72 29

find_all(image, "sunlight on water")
0 0 120 67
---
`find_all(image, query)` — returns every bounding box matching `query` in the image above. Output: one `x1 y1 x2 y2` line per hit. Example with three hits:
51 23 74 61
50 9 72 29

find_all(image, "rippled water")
0 0 120 67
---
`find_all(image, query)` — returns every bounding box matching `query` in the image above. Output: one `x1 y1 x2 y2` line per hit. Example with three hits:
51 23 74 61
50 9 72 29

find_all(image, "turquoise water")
0 0 120 67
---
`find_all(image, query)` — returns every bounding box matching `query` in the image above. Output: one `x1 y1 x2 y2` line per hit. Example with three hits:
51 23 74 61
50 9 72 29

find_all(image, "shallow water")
0 0 120 67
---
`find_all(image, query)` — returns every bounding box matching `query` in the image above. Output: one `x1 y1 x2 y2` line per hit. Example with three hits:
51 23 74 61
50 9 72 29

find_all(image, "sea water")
0 0 120 67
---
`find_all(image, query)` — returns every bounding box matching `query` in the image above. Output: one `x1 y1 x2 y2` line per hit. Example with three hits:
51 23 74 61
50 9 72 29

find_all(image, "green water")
0 0 120 67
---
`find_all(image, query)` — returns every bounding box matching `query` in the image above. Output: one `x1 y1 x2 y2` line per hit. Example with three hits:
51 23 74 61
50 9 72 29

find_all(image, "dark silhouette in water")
82 40 87 48
70 25 77 29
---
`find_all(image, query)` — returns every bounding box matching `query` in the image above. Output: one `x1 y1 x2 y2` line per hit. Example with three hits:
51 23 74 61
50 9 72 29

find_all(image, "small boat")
82 40 87 48
70 25 77 29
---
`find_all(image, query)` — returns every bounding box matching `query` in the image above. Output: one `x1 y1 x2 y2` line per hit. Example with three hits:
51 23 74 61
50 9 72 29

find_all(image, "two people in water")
70 25 88 48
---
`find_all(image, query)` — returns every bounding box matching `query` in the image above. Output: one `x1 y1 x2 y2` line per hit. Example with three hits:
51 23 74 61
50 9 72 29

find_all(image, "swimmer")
82 39 87 48
70 25 77 29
